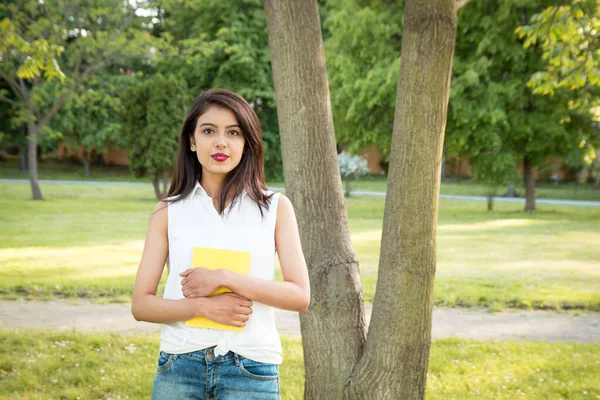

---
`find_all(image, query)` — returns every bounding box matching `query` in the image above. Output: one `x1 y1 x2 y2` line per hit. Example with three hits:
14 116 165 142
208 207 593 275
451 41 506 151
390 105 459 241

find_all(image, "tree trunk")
27 121 43 200
19 146 27 172
523 155 536 211
505 185 517 198
151 172 161 200
488 192 494 211
264 1 367 398
345 0 456 398
82 149 92 177
162 169 170 198
19 125 27 172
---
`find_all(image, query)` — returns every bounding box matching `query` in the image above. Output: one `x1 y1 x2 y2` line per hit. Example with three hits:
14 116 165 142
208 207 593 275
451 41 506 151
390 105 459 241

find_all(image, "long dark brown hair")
167 89 273 216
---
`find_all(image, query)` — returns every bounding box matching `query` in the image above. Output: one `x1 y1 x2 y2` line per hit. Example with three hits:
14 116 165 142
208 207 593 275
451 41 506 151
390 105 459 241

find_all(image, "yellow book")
185 247 251 332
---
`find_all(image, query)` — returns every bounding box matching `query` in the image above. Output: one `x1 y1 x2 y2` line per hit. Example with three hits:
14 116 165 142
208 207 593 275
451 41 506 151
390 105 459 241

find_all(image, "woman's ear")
190 138 196 152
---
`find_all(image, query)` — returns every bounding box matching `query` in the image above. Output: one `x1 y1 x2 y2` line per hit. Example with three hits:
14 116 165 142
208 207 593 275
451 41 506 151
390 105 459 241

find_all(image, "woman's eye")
203 129 213 134
229 130 240 136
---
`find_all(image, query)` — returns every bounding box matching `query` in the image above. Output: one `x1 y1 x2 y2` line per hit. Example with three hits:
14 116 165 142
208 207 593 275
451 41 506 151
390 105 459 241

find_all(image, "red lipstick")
211 153 229 162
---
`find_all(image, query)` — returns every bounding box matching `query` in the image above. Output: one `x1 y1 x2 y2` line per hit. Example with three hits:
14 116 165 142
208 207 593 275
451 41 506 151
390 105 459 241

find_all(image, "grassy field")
0 330 598 399
2 157 599 201
0 182 598 310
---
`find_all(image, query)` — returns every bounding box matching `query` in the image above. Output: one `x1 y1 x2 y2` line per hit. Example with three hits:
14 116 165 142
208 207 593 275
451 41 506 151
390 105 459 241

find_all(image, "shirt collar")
191 181 248 200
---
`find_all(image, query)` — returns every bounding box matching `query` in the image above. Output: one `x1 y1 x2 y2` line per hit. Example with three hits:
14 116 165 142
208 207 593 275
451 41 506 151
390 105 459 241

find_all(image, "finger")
233 319 247 327
180 278 187 287
235 313 249 322
237 306 252 315
179 269 193 277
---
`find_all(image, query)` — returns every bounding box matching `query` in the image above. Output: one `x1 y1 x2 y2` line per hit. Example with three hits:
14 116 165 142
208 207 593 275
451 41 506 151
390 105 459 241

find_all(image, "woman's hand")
202 293 253 327
180 267 224 298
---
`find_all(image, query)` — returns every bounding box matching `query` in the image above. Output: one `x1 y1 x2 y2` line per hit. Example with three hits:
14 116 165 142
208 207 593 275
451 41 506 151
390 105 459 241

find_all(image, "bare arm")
131 202 252 327
181 195 310 313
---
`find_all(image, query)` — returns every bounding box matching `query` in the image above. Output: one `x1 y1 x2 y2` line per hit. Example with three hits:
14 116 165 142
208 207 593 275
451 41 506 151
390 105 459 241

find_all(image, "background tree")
50 75 126 176
0 0 165 199
324 0 403 159
265 0 456 398
122 74 188 200
150 0 284 178
515 0 600 187
515 0 600 94
445 0 596 211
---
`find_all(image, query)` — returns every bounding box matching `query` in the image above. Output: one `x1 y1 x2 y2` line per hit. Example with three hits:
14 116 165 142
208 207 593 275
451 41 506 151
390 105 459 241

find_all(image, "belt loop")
234 352 240 367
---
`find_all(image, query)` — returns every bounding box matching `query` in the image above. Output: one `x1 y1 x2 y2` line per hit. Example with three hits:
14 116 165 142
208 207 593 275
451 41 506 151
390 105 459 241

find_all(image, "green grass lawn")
0 330 598 399
0 182 598 310
2 157 599 201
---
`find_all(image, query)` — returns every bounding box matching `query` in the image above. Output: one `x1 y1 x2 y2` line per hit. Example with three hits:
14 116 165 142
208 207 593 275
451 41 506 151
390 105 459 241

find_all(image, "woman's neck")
200 174 225 199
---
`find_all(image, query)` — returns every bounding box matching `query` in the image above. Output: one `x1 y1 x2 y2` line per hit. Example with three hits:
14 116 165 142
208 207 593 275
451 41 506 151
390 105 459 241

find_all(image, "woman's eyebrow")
199 122 240 128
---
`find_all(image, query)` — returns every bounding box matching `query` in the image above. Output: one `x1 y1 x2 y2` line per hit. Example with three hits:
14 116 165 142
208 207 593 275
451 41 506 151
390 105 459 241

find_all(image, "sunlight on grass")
440 218 551 231
1 182 599 310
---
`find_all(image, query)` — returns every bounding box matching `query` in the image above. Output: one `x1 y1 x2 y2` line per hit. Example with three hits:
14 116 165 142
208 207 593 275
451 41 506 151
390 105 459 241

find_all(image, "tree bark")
264 1 367 398
345 0 456 398
19 124 27 172
487 192 494 211
523 155 536 211
19 147 27 172
505 185 517 198
162 169 170 198
82 149 91 177
27 121 43 200
151 172 161 201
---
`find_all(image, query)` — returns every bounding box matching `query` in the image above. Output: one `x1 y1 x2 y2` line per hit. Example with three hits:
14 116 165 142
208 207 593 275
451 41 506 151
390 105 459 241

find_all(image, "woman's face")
191 105 246 179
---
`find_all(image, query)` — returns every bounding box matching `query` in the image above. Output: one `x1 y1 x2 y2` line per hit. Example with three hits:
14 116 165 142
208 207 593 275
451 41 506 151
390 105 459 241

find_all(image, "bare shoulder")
150 200 169 227
276 194 295 214
275 194 298 226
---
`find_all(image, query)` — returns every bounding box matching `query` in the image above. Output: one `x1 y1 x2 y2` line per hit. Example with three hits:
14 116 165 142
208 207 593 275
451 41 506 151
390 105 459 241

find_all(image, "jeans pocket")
157 351 177 372
239 358 279 381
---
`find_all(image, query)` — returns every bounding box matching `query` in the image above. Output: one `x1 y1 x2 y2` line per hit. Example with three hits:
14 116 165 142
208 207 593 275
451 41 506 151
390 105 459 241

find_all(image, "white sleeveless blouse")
159 181 282 364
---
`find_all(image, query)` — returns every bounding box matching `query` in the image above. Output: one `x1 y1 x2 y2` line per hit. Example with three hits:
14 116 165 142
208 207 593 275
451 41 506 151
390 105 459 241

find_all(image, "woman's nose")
214 132 227 148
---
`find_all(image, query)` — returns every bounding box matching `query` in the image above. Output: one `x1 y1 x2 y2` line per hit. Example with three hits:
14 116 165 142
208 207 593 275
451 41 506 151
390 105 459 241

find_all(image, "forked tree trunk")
266 0 456 398
264 1 367 398
345 1 456 398
27 121 43 200
523 156 536 211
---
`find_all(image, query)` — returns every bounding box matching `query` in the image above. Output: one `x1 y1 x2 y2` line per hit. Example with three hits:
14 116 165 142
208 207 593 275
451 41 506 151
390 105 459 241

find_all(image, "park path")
1 300 598 343
2 179 599 207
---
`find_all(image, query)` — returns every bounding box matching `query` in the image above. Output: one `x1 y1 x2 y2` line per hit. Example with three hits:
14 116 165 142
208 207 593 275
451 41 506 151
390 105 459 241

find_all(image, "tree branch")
0 69 27 101
36 92 71 130
17 77 29 101
0 96 20 107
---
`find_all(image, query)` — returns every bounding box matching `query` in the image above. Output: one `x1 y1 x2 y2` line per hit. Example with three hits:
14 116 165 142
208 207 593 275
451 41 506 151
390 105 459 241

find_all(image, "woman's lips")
211 154 229 162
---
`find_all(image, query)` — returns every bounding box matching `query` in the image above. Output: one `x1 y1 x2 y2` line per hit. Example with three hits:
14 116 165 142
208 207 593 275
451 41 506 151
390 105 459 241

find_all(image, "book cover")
185 247 251 332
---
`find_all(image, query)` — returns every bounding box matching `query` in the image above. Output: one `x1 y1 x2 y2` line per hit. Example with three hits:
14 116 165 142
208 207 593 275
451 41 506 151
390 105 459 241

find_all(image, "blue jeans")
151 348 280 400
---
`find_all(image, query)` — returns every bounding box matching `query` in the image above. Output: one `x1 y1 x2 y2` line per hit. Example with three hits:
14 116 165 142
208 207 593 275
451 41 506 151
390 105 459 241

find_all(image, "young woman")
131 89 310 400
